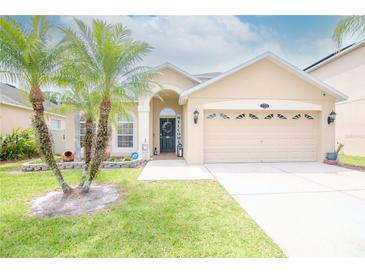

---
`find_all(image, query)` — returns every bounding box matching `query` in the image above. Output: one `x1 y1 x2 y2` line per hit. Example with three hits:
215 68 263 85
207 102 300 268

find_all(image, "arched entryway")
150 89 182 156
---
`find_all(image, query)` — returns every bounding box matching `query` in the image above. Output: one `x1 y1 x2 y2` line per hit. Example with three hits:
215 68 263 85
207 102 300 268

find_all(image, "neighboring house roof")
179 51 348 105
0 83 65 117
304 39 365 72
153 62 202 84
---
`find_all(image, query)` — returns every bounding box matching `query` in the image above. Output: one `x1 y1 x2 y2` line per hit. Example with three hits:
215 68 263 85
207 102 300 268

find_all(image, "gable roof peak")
153 62 202 83
178 52 348 104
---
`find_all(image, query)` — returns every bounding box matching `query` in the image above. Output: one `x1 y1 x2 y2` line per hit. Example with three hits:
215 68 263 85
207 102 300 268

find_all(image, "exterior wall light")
328 111 336 124
193 109 199 124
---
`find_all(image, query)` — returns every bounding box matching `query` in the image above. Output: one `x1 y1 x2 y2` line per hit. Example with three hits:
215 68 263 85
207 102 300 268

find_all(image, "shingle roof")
0 83 60 113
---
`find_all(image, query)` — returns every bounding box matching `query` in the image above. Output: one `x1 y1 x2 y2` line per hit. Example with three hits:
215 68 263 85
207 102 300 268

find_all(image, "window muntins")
117 115 134 148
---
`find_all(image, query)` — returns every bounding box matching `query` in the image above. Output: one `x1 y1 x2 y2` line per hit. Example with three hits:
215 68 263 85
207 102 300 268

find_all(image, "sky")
13 15 357 74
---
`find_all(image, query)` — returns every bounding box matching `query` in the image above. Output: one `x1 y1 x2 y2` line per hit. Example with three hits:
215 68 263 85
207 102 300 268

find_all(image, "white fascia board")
152 62 202 84
179 51 348 105
305 39 365 72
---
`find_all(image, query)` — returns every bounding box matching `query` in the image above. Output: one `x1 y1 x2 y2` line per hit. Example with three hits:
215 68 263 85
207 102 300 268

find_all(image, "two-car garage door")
204 110 319 163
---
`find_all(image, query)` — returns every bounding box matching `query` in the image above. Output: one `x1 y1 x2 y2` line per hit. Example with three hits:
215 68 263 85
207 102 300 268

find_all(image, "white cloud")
60 16 285 73
291 37 337 69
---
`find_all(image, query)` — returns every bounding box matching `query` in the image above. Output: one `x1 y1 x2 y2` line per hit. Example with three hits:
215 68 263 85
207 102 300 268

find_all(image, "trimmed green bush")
123 155 131 161
0 128 39 160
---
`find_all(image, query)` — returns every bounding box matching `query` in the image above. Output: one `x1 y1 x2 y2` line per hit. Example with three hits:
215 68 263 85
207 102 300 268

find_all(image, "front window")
117 115 134 148
80 119 86 147
50 119 61 130
79 118 96 148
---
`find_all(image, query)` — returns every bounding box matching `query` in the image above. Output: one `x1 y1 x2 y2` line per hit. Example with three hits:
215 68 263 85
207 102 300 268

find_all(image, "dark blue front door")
160 118 176 153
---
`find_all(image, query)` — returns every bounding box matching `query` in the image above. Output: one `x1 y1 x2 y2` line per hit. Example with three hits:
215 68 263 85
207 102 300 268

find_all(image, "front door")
160 118 176 153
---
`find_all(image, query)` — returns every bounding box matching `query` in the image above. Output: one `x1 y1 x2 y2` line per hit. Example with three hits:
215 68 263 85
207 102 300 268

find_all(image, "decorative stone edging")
21 158 143 172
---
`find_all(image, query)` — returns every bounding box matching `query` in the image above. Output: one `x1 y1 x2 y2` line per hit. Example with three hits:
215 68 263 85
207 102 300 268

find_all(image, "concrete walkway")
138 160 214 181
206 162 365 257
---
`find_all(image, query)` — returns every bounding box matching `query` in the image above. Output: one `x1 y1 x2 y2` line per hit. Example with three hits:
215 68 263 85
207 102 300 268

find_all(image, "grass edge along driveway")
0 162 284 258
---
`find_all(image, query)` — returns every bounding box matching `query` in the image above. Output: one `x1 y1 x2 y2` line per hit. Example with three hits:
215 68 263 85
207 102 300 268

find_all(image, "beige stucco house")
0 83 66 154
65 52 348 164
305 40 365 156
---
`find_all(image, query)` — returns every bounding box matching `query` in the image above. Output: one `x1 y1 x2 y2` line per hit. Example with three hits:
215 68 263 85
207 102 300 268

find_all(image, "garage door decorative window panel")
220 113 230 119
235 113 245 120
206 113 216 120
277 114 287 119
292 114 301 120
305 114 314 120
249 113 259 119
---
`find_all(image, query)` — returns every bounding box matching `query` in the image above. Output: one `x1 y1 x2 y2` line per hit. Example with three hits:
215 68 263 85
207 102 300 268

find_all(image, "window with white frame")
79 117 96 148
117 114 134 148
80 118 86 148
50 119 61 130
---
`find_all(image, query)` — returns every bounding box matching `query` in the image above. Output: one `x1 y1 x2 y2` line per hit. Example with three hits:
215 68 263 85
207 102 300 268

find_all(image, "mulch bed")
323 159 365 172
29 184 121 217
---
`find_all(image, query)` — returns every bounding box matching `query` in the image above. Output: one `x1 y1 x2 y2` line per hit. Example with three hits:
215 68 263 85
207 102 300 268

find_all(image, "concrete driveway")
205 162 365 257
138 160 214 181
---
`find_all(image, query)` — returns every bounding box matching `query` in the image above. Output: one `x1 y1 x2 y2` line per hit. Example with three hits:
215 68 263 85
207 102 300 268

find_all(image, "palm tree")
0 16 72 193
333 16 365 47
50 85 100 186
61 18 154 192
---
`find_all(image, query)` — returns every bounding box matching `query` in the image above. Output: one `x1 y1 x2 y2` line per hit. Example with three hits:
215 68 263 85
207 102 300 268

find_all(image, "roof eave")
305 39 365 72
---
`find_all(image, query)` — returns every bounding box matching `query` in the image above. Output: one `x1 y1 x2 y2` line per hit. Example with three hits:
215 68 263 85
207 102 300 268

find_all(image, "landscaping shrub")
0 128 39 160
123 155 131 161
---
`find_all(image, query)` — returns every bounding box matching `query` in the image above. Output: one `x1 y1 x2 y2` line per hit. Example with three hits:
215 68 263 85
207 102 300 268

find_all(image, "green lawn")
0 162 284 258
338 154 365 167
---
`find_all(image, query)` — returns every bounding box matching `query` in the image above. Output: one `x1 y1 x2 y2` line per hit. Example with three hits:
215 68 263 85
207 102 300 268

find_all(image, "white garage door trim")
204 110 320 163
203 99 322 111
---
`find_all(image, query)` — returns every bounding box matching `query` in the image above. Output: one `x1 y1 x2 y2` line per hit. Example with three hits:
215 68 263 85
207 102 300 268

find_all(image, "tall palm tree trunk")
80 118 94 186
82 99 111 193
29 87 72 193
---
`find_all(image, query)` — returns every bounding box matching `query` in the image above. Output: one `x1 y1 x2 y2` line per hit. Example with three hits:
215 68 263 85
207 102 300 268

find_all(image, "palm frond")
333 16 365 48
0 16 64 90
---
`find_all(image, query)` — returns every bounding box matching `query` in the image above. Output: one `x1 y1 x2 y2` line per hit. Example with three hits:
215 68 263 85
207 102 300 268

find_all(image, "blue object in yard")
131 152 139 160
326 152 337 161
